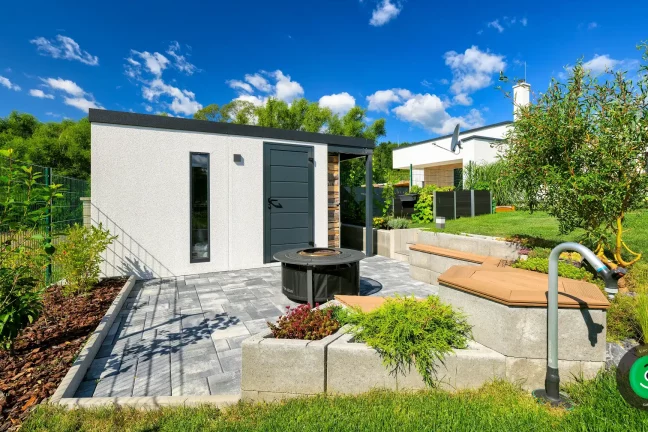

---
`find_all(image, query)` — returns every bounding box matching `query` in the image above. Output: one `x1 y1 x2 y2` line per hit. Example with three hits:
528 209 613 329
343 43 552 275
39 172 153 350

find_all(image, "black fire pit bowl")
273 248 365 304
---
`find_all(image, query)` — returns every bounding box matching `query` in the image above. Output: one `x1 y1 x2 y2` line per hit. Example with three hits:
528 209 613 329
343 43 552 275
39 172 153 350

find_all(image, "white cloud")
41 77 85 96
45 112 61 117
142 78 202 116
127 50 169 77
273 70 304 102
166 41 199 75
236 94 266 106
483 16 526 33
444 46 506 95
487 20 504 33
366 88 412 112
587 22 597 30
228 69 304 104
63 97 102 111
369 0 401 26
392 93 484 134
144 104 153 112
227 79 254 93
245 73 272 92
583 54 618 74
0 76 20 91
452 93 473 106
319 92 356 115
29 89 54 99
41 77 102 112
30 35 99 66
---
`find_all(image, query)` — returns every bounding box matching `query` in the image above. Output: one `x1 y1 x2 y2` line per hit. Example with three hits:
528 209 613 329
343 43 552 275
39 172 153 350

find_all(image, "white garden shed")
89 109 375 278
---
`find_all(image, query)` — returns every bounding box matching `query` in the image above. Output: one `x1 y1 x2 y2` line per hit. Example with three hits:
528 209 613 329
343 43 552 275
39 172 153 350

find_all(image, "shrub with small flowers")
268 304 342 341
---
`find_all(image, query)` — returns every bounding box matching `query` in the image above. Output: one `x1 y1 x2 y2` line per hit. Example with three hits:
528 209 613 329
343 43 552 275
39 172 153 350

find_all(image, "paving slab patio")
76 255 438 398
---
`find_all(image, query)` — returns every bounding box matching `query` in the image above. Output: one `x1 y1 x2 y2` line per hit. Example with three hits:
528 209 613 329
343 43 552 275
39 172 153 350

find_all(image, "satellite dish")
450 124 462 154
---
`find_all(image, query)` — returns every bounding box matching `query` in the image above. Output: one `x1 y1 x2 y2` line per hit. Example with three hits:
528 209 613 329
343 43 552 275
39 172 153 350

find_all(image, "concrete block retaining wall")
241 328 345 402
327 333 506 394
438 284 606 389
409 249 480 284
241 324 602 399
341 224 422 259
341 225 519 263
417 231 520 260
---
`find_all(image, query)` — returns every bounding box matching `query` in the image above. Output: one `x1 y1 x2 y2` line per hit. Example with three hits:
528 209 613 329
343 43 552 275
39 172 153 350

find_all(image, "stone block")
328 336 505 394
438 284 606 362
505 357 582 390
241 328 344 398
410 250 431 269
410 265 432 284
327 332 397 395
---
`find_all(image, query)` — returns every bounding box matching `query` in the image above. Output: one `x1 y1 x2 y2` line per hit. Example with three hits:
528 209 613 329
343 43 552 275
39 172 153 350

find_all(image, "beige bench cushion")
438 265 610 309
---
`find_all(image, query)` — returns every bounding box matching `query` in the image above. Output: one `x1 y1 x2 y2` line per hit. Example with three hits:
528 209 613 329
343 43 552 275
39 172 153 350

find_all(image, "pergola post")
365 154 373 257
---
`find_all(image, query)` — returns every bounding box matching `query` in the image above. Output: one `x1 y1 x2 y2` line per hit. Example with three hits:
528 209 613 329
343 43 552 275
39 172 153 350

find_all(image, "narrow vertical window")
190 153 209 262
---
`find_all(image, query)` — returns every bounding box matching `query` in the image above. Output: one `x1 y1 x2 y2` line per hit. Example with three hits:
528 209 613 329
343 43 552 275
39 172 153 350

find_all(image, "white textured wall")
92 124 328 278
392 123 510 170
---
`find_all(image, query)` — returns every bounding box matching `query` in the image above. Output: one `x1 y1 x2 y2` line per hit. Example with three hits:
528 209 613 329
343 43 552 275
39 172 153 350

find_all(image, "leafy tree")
220 100 256 124
193 104 222 122
503 43 648 267
0 113 91 179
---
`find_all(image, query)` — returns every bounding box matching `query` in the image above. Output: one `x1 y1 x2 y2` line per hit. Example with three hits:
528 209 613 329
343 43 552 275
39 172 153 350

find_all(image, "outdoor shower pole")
533 242 617 407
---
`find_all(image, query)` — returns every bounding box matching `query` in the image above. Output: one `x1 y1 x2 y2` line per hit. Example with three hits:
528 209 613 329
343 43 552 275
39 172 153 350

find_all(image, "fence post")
45 167 52 285
453 190 457 220
80 197 91 227
470 190 475 217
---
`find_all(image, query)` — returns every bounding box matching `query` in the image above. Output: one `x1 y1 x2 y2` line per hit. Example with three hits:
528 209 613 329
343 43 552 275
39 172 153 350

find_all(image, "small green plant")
53 224 117 296
0 149 62 351
512 257 594 281
381 183 395 217
528 247 551 259
606 293 641 342
343 296 472 387
373 217 389 230
386 217 411 229
635 287 648 344
268 304 342 341
411 185 454 224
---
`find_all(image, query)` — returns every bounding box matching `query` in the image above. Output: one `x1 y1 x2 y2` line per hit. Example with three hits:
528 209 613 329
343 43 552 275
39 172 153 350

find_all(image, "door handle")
267 198 281 209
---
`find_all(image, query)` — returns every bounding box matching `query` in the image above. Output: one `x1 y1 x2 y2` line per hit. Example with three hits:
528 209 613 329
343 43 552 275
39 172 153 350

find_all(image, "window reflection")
191 153 209 262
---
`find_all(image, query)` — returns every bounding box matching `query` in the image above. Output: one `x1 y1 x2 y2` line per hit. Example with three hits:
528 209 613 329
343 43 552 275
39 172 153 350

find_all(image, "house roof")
89 109 375 150
397 121 512 149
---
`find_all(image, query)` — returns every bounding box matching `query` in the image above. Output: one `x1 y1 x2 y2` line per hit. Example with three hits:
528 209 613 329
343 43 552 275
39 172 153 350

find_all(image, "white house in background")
89 109 375 278
393 82 530 188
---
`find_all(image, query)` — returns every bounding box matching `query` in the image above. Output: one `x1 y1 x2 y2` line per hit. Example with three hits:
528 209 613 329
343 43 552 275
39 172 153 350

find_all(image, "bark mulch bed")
0 277 127 431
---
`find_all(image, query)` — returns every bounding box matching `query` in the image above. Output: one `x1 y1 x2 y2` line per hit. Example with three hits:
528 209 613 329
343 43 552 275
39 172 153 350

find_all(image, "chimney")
512 81 531 121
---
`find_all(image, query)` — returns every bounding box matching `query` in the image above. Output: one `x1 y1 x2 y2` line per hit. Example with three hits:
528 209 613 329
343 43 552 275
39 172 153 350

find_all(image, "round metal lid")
273 247 366 266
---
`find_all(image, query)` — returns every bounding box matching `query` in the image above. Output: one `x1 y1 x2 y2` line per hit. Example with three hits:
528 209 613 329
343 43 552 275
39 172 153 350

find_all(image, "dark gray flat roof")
89 109 375 150
397 121 512 149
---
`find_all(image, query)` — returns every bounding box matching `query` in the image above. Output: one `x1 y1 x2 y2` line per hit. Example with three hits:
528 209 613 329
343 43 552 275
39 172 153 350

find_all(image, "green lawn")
22 371 648 431
413 209 648 287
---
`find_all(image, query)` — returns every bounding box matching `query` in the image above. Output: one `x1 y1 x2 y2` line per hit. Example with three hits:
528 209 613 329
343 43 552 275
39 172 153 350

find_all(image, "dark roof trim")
398 121 512 149
89 109 375 149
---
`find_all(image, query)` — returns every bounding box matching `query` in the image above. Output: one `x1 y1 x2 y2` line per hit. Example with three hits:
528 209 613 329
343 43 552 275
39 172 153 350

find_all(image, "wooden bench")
408 244 504 284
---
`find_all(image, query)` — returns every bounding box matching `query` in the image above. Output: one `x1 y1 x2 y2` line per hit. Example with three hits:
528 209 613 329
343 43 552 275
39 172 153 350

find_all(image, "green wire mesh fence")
0 156 90 284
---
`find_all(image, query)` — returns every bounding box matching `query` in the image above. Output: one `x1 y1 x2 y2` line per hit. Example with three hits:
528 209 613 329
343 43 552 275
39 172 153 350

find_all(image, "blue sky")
0 0 646 143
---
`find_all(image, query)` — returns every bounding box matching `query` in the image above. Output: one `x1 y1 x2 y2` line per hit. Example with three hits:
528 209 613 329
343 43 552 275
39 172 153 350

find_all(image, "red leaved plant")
268 304 341 340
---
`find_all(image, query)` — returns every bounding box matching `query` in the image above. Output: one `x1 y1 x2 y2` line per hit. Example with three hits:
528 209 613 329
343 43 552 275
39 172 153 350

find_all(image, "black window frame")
190 152 210 263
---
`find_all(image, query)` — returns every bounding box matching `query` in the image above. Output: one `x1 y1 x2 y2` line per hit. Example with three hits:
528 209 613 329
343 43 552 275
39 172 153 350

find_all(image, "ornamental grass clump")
268 304 341 341
344 296 472 387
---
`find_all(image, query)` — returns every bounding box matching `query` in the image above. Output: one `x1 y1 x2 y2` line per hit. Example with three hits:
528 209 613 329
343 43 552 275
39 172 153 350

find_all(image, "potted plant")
397 185 421 206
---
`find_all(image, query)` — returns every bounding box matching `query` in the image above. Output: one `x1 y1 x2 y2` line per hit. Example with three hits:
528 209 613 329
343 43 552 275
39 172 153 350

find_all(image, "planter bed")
0 277 127 431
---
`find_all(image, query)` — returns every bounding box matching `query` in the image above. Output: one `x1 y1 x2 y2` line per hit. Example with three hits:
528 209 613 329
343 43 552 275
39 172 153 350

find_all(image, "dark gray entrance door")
263 143 314 263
